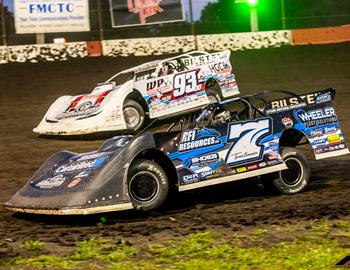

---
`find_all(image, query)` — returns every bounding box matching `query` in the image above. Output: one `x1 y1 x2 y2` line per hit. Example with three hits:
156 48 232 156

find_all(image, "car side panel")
266 91 349 159
160 118 286 191
133 51 239 119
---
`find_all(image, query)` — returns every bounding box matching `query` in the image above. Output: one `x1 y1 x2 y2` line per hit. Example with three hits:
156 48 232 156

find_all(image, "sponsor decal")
310 128 323 137
236 167 247 173
186 153 219 167
146 78 171 92
269 93 317 110
182 173 199 184
310 126 338 137
316 93 331 104
67 178 82 188
258 162 267 168
56 90 110 120
78 152 106 161
182 55 211 67
281 117 293 128
327 134 341 144
324 126 337 134
267 160 279 166
208 62 229 74
293 107 337 127
55 157 106 174
35 175 65 189
182 170 216 183
268 154 280 160
247 164 258 170
179 128 220 152
312 138 328 148
226 118 272 165
74 171 90 178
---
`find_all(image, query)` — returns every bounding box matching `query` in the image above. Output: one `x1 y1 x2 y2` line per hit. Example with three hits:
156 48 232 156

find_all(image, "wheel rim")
123 106 140 129
129 172 159 203
280 157 303 186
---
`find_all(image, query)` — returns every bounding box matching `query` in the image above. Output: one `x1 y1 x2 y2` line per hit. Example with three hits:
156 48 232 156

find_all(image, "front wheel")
123 100 145 132
261 147 310 195
128 160 169 212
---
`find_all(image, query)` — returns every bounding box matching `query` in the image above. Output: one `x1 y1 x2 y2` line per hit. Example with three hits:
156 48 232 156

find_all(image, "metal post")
97 0 104 40
250 5 258 32
281 0 286 30
0 0 7 46
36 33 45 44
188 0 197 50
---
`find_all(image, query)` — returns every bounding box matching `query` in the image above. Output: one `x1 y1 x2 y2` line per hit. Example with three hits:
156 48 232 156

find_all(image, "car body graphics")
34 50 239 136
266 89 348 159
167 117 283 188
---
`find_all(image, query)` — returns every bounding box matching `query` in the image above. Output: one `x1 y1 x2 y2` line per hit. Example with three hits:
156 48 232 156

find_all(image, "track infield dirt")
0 43 350 259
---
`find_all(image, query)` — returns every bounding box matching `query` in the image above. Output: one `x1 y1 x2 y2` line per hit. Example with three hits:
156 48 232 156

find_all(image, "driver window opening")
158 62 175 77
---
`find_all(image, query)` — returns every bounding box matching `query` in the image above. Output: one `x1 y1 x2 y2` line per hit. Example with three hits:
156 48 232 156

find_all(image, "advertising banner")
110 0 184 28
14 0 90 34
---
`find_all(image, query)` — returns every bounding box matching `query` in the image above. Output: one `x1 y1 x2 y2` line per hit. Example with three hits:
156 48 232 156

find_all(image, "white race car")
34 50 239 135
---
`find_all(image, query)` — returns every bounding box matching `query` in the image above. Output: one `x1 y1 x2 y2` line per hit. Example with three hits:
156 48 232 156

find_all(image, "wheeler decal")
293 107 337 127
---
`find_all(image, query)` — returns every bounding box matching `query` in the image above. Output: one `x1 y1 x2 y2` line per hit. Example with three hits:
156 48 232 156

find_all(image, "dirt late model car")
6 88 349 215
33 50 239 136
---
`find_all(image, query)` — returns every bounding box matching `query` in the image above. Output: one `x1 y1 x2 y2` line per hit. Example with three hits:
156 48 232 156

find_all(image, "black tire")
261 147 310 195
206 89 221 103
128 159 169 212
123 100 145 132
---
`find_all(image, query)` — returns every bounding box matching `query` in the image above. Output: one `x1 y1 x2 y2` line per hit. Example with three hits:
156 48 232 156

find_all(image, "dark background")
0 0 349 45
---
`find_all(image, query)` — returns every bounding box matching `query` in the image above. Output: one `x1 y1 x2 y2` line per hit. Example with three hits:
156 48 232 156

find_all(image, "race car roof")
106 51 211 82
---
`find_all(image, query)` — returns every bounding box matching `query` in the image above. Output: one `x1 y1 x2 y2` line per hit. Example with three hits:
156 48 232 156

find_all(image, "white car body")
34 50 240 135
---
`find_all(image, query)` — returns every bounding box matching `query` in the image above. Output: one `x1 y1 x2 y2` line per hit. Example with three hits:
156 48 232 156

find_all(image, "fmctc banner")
110 0 184 28
14 0 90 34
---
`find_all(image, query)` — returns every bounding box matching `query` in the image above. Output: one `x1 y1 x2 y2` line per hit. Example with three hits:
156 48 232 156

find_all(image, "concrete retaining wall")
0 25 348 64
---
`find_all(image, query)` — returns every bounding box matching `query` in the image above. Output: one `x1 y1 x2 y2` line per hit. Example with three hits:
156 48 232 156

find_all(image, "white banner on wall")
14 0 90 34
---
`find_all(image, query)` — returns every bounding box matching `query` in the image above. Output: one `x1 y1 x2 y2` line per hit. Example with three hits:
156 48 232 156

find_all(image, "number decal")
225 118 272 165
173 70 198 98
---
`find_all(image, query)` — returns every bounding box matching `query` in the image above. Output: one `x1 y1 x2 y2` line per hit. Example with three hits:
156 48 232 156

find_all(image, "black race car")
5 89 349 215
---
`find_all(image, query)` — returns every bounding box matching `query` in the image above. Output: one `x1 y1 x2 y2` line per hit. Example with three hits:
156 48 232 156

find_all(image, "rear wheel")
123 100 145 132
261 147 310 194
128 160 169 211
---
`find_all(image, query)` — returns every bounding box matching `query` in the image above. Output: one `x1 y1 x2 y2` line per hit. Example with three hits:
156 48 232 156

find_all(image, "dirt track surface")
0 43 350 257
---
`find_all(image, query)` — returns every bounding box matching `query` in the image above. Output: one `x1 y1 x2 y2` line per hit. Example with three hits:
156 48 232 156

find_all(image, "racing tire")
261 147 310 195
123 100 145 132
128 159 169 212
206 89 221 104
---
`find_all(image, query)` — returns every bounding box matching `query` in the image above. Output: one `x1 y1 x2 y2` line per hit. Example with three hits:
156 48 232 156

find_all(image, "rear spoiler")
264 88 336 112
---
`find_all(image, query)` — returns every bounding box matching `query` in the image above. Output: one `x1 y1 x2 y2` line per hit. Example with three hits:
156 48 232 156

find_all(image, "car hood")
5 136 133 212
